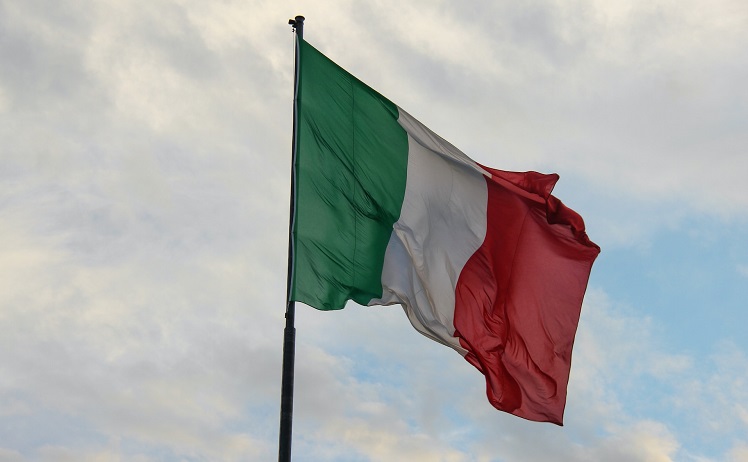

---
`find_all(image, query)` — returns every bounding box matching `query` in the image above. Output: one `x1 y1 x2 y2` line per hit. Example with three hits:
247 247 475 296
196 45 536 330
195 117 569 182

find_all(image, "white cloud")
0 447 23 462
1 0 747 461
320 419 469 462
670 342 748 440
728 442 748 462
592 420 679 462
329 0 748 217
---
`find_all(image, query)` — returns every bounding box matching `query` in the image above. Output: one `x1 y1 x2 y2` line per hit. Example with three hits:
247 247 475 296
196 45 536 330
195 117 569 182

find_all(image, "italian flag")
290 38 600 425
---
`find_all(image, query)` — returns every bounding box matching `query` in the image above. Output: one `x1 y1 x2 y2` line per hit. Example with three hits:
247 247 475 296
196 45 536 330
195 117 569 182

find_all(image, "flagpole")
279 14 304 462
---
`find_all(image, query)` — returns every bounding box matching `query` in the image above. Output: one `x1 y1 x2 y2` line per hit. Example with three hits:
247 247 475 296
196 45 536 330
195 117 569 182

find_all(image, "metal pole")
279 15 304 462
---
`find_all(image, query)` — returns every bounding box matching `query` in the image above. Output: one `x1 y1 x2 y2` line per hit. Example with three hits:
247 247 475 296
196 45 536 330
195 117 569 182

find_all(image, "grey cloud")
1 0 747 461
329 0 748 217
0 1 95 110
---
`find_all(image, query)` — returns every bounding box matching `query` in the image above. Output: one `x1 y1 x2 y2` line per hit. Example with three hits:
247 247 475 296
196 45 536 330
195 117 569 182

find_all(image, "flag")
290 37 600 425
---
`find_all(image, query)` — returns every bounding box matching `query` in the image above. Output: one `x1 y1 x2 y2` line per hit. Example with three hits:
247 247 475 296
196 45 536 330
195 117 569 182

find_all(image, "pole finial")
289 15 305 38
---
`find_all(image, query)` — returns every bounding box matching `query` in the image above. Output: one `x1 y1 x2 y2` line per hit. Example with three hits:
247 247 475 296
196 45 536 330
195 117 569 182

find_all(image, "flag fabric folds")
290 37 600 425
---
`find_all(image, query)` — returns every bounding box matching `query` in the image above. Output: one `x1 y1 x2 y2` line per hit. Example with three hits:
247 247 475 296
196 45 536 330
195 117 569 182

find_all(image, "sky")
1 0 747 461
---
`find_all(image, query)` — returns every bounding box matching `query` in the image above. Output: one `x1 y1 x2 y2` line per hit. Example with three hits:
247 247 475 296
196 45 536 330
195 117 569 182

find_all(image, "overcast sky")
1 1 747 461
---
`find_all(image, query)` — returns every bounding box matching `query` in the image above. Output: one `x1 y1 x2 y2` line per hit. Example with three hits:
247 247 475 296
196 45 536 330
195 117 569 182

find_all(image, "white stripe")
369 109 488 356
396 108 490 178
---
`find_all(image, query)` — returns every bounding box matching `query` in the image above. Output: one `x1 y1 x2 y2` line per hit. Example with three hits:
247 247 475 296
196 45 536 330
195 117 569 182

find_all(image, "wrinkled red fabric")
454 167 600 425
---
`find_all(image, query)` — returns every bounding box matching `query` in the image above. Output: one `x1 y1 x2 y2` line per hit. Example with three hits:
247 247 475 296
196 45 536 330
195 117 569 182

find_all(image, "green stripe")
291 39 409 311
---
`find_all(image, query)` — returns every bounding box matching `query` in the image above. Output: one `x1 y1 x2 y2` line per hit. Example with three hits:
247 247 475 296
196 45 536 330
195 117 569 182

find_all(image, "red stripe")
453 167 599 425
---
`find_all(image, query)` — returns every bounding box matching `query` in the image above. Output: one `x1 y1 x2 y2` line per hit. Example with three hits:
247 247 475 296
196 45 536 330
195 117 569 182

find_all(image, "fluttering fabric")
290 38 600 424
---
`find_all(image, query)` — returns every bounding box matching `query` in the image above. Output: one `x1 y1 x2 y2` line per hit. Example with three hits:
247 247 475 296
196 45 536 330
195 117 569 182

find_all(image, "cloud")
301 0 748 217
0 200 280 459
317 419 470 462
0 448 23 462
670 342 748 439
1 0 747 461
728 442 748 462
